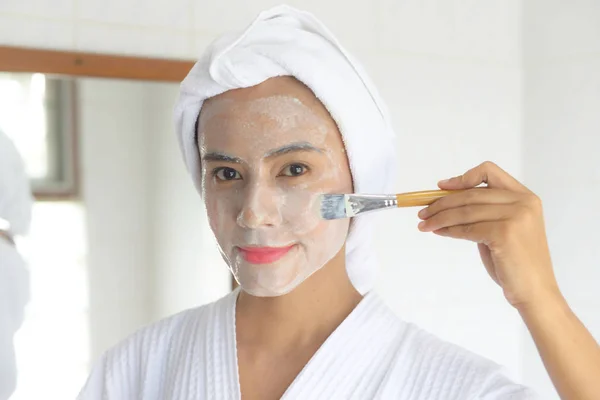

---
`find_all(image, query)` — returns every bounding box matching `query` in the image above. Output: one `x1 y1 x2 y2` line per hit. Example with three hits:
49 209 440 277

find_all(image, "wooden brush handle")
395 190 465 207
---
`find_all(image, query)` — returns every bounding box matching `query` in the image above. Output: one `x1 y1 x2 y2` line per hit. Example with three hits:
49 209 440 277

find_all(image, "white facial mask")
199 95 351 296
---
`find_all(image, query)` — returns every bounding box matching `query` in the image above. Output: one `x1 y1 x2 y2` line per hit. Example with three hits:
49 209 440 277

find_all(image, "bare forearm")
518 292 600 400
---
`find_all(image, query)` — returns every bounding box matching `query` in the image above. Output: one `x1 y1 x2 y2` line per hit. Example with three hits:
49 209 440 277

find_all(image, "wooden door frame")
0 45 195 200
0 45 195 82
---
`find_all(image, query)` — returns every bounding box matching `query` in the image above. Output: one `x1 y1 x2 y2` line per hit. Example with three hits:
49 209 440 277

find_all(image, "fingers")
418 204 514 232
418 188 520 220
420 161 540 248
437 161 530 193
431 219 516 245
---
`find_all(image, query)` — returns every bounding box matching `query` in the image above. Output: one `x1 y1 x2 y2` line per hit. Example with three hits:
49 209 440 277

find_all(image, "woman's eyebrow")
264 142 324 159
202 152 244 164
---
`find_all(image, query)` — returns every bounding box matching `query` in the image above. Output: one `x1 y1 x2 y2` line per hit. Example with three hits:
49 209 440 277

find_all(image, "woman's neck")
235 249 362 352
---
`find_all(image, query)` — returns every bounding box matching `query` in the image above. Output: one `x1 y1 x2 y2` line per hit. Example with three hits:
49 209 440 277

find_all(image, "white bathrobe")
78 288 533 399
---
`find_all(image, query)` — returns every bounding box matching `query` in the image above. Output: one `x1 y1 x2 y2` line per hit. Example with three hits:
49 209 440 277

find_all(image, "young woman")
79 6 600 400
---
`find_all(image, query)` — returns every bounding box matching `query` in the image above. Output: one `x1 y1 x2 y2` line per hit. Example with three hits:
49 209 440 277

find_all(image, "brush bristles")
320 194 348 220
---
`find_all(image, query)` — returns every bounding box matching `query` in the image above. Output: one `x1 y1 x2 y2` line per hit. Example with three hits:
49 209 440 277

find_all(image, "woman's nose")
236 183 283 229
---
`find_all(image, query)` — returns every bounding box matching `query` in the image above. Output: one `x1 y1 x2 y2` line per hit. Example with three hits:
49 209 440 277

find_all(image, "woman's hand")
417 161 560 309
418 161 600 400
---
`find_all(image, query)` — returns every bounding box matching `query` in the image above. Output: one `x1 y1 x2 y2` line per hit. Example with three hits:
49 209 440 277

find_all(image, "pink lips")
238 246 294 264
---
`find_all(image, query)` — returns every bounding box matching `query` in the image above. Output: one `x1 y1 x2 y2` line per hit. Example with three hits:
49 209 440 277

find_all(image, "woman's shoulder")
385 318 535 399
77 289 238 399
115 289 235 354
106 304 207 362
393 321 500 369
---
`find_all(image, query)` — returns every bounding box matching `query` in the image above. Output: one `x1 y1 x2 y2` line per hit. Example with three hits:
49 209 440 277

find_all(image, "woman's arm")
418 161 600 399
518 291 600 399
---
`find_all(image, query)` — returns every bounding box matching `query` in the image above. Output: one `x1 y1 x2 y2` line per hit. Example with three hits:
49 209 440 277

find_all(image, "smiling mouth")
237 245 295 264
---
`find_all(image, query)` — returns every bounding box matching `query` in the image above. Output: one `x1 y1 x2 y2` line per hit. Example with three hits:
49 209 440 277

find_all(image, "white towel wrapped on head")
174 4 398 294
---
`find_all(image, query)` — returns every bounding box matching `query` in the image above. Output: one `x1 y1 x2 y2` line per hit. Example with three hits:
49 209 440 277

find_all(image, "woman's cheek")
280 164 349 238
203 190 217 228
205 192 233 241
280 189 321 235
281 188 349 251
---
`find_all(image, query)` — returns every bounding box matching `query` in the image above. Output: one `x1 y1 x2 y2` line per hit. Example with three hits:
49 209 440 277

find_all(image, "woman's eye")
214 167 241 181
280 164 308 177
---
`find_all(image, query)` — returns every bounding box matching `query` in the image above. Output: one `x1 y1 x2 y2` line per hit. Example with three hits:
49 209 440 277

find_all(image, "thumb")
438 161 527 192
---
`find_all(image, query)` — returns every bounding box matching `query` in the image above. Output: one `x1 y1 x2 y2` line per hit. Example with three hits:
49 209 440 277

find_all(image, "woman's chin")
237 263 304 297
242 284 296 297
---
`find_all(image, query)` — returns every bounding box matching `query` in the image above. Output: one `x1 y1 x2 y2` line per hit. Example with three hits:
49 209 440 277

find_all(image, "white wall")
522 2 600 398
6 0 589 395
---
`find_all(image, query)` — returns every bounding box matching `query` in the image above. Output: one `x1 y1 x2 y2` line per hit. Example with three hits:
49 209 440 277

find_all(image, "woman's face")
197 77 353 296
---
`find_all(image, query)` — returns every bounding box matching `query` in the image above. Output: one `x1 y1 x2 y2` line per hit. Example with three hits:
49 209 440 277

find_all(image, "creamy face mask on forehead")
198 94 352 297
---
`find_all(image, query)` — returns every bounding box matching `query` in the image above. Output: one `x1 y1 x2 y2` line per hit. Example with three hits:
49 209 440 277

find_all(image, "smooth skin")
418 161 600 400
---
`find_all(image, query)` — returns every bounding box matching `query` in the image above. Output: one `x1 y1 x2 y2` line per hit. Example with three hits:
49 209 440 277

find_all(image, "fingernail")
438 178 451 184
418 208 427 218
418 221 427 231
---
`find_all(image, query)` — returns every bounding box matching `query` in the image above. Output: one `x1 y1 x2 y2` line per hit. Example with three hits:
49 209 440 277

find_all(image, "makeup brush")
319 190 465 220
